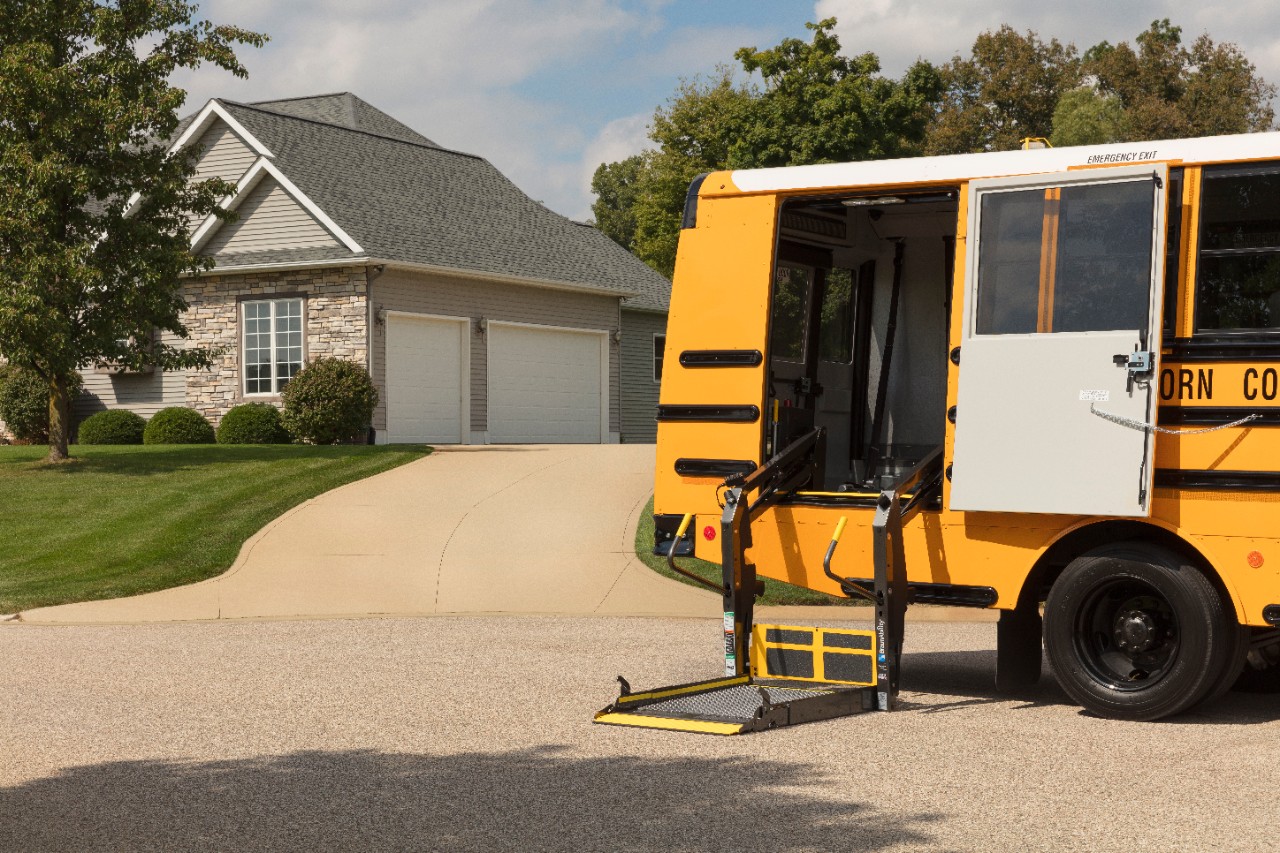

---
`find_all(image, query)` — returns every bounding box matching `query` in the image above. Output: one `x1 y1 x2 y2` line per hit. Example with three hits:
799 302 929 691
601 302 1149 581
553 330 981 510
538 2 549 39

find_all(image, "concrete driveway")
20 445 717 624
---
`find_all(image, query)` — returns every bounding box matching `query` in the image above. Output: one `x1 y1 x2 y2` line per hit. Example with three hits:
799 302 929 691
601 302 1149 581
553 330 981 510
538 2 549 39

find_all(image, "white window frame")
242 297 304 396
653 333 665 383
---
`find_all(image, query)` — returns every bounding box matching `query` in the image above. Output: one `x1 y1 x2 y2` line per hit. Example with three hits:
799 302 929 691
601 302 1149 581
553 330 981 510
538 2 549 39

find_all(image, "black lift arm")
717 428 826 677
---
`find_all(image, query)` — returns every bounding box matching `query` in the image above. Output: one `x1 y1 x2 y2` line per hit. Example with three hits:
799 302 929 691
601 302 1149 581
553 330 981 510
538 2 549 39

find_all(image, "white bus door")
950 165 1168 516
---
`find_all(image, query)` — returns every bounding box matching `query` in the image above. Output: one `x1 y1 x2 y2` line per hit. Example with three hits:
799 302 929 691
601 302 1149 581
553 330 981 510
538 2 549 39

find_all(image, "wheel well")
1020 521 1229 610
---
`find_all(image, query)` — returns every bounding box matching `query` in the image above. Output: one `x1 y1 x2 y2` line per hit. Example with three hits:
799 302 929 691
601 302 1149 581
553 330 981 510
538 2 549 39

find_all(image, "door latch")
1113 349 1153 393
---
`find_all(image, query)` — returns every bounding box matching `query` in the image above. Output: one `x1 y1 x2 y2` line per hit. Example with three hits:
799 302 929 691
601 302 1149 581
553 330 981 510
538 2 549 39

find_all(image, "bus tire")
1197 622 1250 707
1044 544 1235 721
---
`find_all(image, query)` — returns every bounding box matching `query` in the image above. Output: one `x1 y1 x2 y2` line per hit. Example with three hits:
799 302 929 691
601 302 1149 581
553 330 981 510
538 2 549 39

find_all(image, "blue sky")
173 1 1280 221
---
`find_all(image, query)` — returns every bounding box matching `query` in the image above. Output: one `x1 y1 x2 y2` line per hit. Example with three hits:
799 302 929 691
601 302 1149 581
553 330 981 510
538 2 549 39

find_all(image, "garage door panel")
489 324 603 443
386 315 464 443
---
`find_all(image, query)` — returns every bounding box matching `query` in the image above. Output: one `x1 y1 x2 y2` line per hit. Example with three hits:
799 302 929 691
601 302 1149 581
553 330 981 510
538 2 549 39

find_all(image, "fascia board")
371 259 634 299
188 157 271 252
187 158 364 256
123 99 275 219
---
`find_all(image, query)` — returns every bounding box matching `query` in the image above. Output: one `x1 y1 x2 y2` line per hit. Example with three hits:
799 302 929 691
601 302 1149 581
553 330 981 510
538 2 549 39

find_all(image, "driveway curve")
21 445 717 624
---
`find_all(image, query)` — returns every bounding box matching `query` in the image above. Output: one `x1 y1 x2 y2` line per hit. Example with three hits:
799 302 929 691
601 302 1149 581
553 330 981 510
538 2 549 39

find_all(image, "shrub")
142 407 215 445
78 410 147 445
0 365 82 443
281 357 377 445
217 403 291 445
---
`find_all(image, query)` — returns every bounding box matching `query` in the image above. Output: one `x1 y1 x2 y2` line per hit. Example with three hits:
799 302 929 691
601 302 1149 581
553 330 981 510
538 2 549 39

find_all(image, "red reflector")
1248 551 1264 568
703 525 717 541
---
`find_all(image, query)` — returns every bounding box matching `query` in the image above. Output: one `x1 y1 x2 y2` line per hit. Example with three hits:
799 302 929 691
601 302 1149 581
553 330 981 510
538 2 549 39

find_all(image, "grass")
0 443 431 613
634 497 865 607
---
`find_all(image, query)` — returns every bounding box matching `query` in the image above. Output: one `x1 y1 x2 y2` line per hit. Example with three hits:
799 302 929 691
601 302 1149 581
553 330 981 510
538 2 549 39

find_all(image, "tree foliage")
593 17 1274 277
0 0 266 461
926 26 1081 154
592 20 940 277
1086 19 1276 140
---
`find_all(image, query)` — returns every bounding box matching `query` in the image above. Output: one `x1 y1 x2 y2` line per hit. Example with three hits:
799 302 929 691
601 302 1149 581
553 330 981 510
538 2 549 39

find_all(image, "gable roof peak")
239 92 439 148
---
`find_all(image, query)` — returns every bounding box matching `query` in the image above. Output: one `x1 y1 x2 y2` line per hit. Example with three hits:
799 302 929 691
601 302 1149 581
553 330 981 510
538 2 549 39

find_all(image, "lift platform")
594 430 943 735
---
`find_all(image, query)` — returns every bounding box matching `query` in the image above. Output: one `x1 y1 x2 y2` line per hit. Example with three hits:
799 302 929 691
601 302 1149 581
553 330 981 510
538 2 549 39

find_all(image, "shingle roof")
246 93 439 148
196 96 670 307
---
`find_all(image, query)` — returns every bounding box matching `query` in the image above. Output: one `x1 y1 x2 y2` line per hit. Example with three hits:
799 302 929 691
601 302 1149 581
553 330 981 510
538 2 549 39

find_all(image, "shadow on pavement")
903 649 1280 724
0 747 943 851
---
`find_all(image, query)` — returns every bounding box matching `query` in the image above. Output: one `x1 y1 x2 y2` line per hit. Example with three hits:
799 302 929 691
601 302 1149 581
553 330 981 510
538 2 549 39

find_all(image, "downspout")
365 264 386 442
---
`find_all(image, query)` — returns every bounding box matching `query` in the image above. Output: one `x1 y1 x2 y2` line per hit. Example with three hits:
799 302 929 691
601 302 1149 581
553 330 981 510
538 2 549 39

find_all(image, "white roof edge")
189 158 271 252
729 131 1280 194
265 161 363 254
187 157 364 256
124 100 275 219
370 259 635 298
182 258 370 277
170 99 273 159
191 257 634 298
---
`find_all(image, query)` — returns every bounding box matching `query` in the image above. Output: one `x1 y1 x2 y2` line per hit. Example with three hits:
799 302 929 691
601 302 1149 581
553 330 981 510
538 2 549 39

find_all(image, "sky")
172 0 1280 222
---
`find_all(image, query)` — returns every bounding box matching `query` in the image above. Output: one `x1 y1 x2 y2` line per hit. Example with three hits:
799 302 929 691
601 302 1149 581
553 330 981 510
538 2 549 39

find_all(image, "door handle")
1114 350 1153 393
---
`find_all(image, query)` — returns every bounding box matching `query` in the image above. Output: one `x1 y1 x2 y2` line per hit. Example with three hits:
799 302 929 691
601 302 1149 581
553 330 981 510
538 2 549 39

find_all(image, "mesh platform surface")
638 683 838 722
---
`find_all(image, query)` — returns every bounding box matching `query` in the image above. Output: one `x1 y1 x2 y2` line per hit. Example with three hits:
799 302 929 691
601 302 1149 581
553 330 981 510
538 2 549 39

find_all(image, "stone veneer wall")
182 266 369 424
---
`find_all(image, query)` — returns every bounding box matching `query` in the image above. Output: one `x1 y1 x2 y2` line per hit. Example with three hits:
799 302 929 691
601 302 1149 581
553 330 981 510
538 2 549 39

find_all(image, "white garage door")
385 314 466 443
488 323 605 443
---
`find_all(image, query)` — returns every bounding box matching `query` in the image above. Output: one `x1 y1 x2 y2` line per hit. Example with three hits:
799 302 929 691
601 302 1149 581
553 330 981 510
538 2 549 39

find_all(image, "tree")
0 0 266 462
1050 88 1128 147
926 26 1081 154
591 20 940 278
1086 19 1276 140
590 154 643 252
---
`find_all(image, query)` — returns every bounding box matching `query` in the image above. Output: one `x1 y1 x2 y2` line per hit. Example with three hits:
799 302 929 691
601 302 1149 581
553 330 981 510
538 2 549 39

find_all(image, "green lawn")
634 497 865 607
0 444 431 613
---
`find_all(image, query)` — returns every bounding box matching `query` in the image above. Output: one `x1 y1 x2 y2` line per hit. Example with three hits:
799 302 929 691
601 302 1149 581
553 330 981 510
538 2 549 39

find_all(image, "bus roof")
728 131 1280 195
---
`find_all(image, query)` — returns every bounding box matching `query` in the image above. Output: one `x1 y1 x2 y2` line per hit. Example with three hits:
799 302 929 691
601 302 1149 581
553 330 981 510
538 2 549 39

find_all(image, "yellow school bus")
641 133 1280 725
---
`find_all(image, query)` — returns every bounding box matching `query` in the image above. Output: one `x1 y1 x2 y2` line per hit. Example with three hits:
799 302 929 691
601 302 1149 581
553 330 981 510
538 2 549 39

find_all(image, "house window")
653 333 665 383
1195 163 1280 333
243 298 303 395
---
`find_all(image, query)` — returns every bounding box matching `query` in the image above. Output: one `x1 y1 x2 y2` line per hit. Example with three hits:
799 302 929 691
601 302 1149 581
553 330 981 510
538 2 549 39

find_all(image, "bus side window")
770 264 811 361
1195 163 1280 333
1162 168 1184 339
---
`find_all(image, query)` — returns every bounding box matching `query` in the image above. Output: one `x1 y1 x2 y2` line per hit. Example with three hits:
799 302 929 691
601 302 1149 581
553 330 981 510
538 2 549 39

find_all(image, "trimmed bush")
142 407 215 445
281 357 377 445
78 410 147 445
0 365 82 443
217 403 291 445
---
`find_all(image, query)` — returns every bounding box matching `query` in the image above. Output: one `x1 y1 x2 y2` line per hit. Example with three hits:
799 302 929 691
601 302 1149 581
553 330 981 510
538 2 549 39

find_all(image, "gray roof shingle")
246 93 439 148
197 96 669 307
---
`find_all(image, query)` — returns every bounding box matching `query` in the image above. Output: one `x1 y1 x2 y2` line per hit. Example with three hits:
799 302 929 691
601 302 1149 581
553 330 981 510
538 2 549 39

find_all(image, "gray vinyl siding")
72 331 187 430
372 267 621 437
206 178 340 256
192 120 257 183
619 309 665 442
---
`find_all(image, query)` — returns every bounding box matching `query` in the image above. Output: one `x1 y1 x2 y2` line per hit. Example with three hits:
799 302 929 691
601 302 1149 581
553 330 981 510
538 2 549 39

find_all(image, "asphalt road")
3 615 1278 852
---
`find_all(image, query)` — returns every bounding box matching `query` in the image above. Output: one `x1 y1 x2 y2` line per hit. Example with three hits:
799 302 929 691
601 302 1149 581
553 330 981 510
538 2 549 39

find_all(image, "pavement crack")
593 489 653 614
433 454 573 610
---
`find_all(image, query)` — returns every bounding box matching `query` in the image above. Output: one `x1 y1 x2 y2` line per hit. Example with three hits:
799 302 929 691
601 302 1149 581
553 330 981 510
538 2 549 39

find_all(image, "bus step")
594 624 881 735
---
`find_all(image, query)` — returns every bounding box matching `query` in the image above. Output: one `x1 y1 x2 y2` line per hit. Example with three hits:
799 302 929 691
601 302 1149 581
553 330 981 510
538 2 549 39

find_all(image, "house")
67 92 670 444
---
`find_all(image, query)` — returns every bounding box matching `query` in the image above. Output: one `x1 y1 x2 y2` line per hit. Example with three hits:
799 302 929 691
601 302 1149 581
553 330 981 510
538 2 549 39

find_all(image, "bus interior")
768 188 959 491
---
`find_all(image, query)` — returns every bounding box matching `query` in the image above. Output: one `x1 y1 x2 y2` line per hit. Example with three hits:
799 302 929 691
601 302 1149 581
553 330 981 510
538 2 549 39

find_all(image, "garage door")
385 314 466 443
488 323 605 443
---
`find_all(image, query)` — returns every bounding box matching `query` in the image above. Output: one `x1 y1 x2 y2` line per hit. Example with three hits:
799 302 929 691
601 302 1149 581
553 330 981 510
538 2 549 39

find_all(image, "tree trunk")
46 377 71 463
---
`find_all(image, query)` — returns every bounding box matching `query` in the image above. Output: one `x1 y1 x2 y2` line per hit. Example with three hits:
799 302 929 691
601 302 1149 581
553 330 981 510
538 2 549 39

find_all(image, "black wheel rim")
1074 578 1180 692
